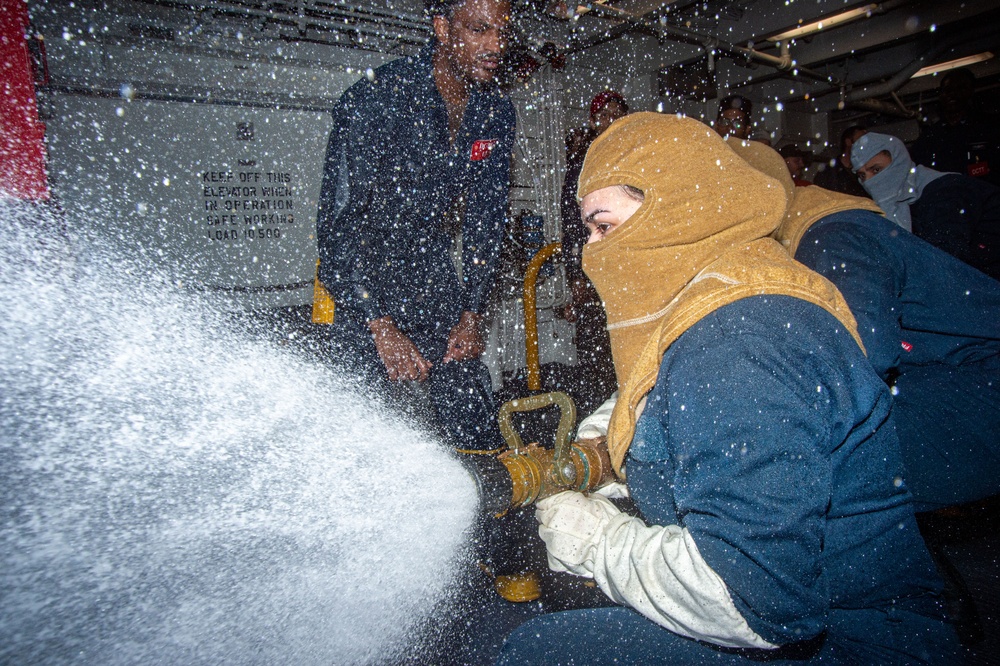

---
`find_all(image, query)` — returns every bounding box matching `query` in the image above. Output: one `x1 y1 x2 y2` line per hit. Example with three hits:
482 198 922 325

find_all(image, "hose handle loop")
497 391 577 485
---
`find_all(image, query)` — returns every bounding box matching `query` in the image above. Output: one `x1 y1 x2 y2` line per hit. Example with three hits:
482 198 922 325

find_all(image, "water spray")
0 202 479 664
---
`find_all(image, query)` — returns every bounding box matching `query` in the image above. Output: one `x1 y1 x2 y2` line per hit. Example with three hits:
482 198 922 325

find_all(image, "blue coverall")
909 173 1000 280
316 46 516 448
498 297 957 665
796 209 1000 510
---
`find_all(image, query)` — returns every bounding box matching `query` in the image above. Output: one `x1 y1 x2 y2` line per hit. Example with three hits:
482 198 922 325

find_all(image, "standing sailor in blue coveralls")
316 0 515 449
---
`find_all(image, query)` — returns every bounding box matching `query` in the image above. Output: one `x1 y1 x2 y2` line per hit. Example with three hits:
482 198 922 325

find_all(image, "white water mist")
0 201 478 665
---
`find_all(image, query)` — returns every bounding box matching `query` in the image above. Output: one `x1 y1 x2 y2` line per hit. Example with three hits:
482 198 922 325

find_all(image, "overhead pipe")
850 97 917 118
211 0 430 33
561 14 657 55
567 1 841 85
890 91 915 116
844 17 1000 104
845 38 963 103
783 21 1000 108
696 36 837 85
134 0 431 47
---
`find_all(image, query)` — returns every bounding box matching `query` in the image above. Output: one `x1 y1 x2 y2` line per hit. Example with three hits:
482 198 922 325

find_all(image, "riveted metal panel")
47 95 333 308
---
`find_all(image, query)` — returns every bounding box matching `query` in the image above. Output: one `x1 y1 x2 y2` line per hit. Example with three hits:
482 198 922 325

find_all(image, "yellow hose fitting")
495 572 542 603
311 260 335 324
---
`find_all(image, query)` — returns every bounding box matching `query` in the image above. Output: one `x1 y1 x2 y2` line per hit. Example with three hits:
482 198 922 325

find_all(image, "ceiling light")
767 4 878 42
913 52 995 77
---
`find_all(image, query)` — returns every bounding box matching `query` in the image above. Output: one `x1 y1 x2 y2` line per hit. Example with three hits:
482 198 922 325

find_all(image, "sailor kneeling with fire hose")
494 113 959 664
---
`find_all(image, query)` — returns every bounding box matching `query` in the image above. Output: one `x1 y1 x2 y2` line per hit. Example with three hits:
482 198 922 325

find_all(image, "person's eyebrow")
584 208 609 224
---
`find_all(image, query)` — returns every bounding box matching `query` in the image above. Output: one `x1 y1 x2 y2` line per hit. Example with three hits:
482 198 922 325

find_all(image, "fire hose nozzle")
457 392 618 515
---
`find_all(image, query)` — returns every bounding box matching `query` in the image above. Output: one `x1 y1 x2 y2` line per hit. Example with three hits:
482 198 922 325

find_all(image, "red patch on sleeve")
901 341 913 352
470 139 497 161
968 161 990 178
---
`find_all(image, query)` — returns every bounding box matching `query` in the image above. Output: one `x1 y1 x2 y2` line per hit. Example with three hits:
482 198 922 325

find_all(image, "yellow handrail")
522 242 561 391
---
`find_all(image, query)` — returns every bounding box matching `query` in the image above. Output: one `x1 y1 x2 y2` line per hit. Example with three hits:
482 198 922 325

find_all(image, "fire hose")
457 391 617 517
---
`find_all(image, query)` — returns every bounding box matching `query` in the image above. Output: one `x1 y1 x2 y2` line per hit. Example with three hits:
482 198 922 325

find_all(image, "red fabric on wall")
0 0 49 201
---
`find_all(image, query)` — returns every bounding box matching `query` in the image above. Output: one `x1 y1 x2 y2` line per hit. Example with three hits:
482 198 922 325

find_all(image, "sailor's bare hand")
443 311 485 363
368 316 432 381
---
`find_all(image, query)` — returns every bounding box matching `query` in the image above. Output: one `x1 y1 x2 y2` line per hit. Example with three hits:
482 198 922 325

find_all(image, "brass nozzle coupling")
456 392 617 515
499 436 614 508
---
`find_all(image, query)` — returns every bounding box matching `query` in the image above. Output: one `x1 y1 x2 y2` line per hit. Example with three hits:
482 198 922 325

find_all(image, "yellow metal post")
311 259 335 324
522 242 561 391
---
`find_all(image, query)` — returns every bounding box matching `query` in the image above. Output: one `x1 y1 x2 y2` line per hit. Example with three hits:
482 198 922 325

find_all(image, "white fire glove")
593 516 776 649
537 491 775 649
576 391 617 439
535 490 621 577
592 481 630 499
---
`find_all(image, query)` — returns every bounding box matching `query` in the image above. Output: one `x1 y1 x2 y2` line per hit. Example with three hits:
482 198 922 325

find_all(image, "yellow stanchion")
311 259 335 324
523 242 561 391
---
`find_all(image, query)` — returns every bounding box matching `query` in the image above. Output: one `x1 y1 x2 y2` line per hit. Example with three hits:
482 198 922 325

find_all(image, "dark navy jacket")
795 209 1000 379
496 296 957 665
910 173 1000 280
628 296 944 663
316 47 515 348
627 296 947 657
794 209 1000 509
